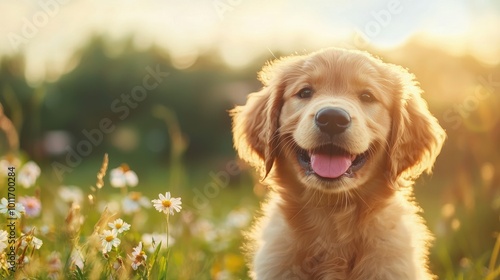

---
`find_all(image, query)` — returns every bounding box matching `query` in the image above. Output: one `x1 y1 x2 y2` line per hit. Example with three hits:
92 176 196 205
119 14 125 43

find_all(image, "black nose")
315 107 351 136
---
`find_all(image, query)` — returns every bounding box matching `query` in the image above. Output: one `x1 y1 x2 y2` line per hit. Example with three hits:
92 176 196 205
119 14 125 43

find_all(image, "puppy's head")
231 48 445 194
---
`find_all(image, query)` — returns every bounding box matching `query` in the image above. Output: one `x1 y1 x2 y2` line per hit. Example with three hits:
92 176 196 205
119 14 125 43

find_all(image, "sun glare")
1 0 498 81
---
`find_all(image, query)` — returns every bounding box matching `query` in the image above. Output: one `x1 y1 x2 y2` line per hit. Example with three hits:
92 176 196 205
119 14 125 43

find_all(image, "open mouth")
297 145 369 180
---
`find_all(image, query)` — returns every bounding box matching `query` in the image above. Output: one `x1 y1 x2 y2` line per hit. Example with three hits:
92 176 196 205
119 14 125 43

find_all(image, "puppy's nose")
315 107 351 135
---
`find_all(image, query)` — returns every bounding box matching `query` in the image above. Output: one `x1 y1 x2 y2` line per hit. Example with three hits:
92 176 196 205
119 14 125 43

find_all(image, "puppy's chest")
283 210 378 276
279 234 359 280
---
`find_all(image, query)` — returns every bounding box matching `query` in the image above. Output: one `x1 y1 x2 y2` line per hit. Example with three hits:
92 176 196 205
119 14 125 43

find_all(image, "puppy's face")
279 53 393 193
232 48 445 195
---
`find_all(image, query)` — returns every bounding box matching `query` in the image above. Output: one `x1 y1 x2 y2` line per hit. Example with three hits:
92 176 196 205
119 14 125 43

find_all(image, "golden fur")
231 48 446 280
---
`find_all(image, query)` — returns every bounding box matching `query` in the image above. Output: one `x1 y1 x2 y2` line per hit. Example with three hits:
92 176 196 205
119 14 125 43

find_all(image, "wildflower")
152 192 182 215
19 196 42 217
191 219 230 251
22 225 35 234
223 253 245 274
0 230 7 252
58 186 84 205
47 251 62 279
113 257 124 271
214 270 233 280
110 164 138 188
70 249 84 270
0 155 20 175
0 197 25 218
18 161 41 188
189 219 217 238
108 218 131 233
7 260 16 271
100 229 121 253
141 233 172 253
122 192 151 214
181 210 195 224
40 225 51 236
225 209 251 229
20 234 43 250
129 242 147 270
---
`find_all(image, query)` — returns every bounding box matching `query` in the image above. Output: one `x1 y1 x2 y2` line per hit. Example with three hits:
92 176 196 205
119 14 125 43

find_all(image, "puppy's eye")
359 91 376 103
297 88 313 99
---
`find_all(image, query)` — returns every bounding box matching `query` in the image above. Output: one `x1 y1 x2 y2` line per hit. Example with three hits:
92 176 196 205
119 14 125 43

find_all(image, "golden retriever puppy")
231 48 446 280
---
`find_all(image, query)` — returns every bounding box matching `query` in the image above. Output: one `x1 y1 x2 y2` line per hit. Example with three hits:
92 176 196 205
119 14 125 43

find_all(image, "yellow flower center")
106 235 114 242
6 154 15 162
162 200 172 207
115 223 122 229
135 252 146 262
130 192 141 201
120 163 130 172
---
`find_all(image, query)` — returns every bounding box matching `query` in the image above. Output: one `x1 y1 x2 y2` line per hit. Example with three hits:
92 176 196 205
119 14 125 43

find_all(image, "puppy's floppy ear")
231 87 283 178
388 69 446 181
230 61 289 178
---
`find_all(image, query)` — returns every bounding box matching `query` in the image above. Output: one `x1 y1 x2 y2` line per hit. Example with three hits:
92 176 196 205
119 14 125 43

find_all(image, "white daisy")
20 234 43 250
112 257 123 271
122 192 151 214
100 229 121 253
0 230 8 252
70 249 84 270
58 186 84 205
18 161 41 188
0 155 20 176
108 218 131 233
151 192 182 216
225 209 251 229
110 164 138 188
129 242 147 270
141 232 173 253
0 197 25 218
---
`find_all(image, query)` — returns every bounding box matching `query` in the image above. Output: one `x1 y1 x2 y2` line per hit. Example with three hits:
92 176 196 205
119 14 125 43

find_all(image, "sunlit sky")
1 0 499 84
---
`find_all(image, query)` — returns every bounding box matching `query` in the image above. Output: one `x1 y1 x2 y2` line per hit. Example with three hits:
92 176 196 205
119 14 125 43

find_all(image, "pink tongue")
310 153 352 178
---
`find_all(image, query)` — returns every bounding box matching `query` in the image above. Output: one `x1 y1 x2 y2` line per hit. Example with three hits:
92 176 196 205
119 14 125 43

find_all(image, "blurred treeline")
0 37 261 165
0 36 499 278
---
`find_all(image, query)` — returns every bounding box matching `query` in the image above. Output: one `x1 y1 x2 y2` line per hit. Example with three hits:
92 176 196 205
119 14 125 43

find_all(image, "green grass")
0 154 258 279
0 154 498 279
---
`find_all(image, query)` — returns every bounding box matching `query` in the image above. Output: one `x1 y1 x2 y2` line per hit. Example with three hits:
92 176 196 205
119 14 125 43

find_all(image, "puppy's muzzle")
315 107 351 136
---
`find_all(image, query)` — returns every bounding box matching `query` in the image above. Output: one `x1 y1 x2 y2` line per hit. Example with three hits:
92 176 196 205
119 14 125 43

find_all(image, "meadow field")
1 1 500 279
1 142 500 279
0 63 499 278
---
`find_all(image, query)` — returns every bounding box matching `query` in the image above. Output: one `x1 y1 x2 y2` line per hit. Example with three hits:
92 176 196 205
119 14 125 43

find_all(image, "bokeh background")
0 0 499 279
